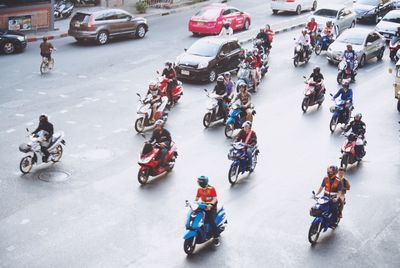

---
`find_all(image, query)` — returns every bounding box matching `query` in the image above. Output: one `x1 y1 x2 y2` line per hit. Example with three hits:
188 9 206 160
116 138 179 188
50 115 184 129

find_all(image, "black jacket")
32 121 54 140
149 128 172 147
344 120 366 136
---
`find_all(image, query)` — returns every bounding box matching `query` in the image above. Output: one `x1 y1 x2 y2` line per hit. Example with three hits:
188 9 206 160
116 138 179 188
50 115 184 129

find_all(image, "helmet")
326 21 332 26
197 175 209 188
327 165 338 178
224 71 231 78
39 114 48 122
217 75 224 82
342 79 350 87
224 21 230 28
260 27 264 32
253 48 258 54
354 113 362 121
302 28 307 34
165 61 172 67
246 51 253 58
313 66 320 74
310 17 315 22
155 119 164 126
239 82 247 90
149 80 158 90
242 121 252 129
346 44 353 50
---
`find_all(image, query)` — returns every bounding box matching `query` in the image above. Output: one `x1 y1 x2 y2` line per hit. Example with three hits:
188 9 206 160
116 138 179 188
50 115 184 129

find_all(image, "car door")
227 41 242 71
101 11 118 35
216 43 232 73
304 0 313 10
115 11 136 35
222 8 237 29
231 8 244 29
365 32 381 59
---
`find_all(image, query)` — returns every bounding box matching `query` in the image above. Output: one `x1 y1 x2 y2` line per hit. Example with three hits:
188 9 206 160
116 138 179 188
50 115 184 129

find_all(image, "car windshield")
382 13 400 23
313 9 338 18
187 40 220 57
194 8 220 19
357 0 379 5
337 32 365 45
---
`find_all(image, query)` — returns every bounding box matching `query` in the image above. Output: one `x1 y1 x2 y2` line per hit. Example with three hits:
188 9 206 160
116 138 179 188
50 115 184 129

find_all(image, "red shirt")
196 186 217 204
307 21 317 32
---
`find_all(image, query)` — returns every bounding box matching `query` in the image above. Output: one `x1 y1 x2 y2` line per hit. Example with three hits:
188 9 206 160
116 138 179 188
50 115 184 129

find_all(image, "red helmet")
327 165 338 178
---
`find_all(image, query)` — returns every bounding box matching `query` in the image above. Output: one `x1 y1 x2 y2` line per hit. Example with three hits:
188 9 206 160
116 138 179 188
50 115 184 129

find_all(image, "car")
353 0 393 24
393 0 400 8
175 37 242 82
68 8 148 45
326 28 386 66
0 29 27 55
375 9 400 39
188 4 251 36
311 6 357 35
271 0 318 15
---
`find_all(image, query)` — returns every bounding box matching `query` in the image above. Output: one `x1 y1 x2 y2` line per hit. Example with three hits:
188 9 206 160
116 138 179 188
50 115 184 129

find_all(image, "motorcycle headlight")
198 62 208 69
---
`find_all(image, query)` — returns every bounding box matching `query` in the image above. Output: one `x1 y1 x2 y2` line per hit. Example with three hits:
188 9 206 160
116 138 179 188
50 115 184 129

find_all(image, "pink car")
188 4 251 36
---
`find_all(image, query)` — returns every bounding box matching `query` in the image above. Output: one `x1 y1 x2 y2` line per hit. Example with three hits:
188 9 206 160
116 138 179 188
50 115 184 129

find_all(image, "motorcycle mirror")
312 190 315 195
303 75 307 79
140 133 146 139
185 200 189 206
26 128 29 132
329 93 333 97
388 68 393 74
184 48 187 52
156 70 160 75
203 88 208 92
136 93 141 98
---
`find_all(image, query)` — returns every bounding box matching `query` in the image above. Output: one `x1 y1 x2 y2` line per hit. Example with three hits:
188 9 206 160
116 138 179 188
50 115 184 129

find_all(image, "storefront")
0 0 54 32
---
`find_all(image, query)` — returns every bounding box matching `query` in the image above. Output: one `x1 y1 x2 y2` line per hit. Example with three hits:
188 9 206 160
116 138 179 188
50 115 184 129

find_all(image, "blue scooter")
329 94 353 133
224 104 256 138
314 33 332 55
308 191 341 245
227 142 259 184
183 201 227 255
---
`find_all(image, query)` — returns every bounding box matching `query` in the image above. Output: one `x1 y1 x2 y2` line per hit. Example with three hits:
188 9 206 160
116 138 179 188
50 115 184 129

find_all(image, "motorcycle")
389 36 400 62
224 103 256 138
156 72 183 107
19 129 66 174
134 93 168 133
301 77 326 112
340 132 366 169
253 39 270 77
314 31 332 55
236 62 253 92
337 59 358 84
54 0 74 19
293 42 311 67
202 89 228 128
308 191 341 245
329 96 353 133
183 200 227 255
73 0 98 6
137 140 178 184
227 142 259 185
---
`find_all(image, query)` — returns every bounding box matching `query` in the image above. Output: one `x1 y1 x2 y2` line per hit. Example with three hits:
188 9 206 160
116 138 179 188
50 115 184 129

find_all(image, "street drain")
38 171 70 182
80 148 113 161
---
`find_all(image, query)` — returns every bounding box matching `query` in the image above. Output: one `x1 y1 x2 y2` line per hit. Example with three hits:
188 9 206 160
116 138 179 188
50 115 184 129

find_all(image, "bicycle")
40 49 55 75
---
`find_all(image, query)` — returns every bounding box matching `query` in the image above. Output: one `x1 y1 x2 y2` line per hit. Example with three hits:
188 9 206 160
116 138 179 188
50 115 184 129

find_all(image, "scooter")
19 129 66 174
314 32 332 55
183 200 227 255
389 36 400 62
301 77 326 112
236 62 253 92
156 71 183 107
253 39 270 77
134 93 168 133
337 59 358 84
202 89 228 128
227 142 259 185
340 132 366 169
137 141 178 184
293 42 311 67
224 103 256 138
54 0 74 19
329 95 353 133
308 191 341 245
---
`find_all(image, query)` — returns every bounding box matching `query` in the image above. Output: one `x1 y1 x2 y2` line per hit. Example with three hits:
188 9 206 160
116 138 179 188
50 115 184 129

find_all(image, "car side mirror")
339 16 344 20
127 16 132 21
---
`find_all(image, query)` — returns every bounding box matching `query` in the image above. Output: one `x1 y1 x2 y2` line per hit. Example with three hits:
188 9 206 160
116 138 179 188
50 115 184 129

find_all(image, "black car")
175 37 242 83
353 0 394 23
0 30 27 54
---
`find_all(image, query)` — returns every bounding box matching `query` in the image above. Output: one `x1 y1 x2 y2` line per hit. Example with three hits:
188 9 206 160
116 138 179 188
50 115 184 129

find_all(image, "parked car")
188 4 251 36
326 28 386 66
375 9 400 39
0 29 27 55
353 0 393 24
68 9 148 45
271 0 318 15
311 6 357 35
175 37 242 82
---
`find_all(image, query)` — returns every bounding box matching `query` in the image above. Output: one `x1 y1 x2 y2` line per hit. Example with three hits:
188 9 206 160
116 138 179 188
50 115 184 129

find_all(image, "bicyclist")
40 37 56 68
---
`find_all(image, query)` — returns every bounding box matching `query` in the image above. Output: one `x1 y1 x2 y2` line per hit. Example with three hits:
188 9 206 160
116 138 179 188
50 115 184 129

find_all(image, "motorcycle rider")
146 81 162 123
148 120 171 168
297 29 311 60
256 28 270 52
333 79 353 122
230 82 253 122
214 75 228 119
219 21 233 37
32 114 54 163
315 165 343 228
195 175 220 246
309 66 324 97
234 121 257 171
40 37 56 68
343 44 357 81
251 48 262 90
161 61 177 106
244 50 258 92
323 21 335 41
265 24 274 49
307 17 318 46
223 71 234 99
343 113 366 160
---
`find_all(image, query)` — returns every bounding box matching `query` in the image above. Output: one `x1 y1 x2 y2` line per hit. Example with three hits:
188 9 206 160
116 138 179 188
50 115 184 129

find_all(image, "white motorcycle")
134 93 168 133
19 129 66 174
202 89 229 128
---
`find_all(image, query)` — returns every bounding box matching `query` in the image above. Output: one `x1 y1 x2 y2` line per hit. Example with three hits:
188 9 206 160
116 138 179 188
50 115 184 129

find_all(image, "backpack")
343 178 351 191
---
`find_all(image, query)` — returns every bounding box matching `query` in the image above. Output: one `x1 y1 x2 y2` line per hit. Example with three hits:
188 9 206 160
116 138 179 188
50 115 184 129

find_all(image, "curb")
239 23 306 45
140 0 211 19
27 32 68 43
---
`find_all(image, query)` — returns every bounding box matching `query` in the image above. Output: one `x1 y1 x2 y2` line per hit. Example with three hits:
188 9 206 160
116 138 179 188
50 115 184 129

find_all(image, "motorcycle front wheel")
336 72 344 85
293 56 299 67
137 169 150 185
20 156 33 174
134 118 145 133
203 112 212 128
250 153 258 173
224 123 234 138
329 117 338 133
340 154 349 170
228 164 240 185
308 221 321 245
184 237 196 255
314 45 322 55
301 97 310 112
51 145 63 162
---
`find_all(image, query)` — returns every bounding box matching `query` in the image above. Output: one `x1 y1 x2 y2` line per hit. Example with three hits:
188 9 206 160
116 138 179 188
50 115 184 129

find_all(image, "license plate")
197 22 204 26
181 70 190 75
74 21 80 27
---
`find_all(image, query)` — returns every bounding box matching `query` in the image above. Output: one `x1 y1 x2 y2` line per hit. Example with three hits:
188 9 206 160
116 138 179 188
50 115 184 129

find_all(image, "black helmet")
224 21 230 28
165 61 173 68
327 165 338 178
354 113 362 121
313 67 320 74
39 114 48 122
197 175 209 188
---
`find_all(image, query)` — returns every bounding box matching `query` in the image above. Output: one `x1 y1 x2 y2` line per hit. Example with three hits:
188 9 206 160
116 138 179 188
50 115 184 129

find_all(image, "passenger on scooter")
309 66 324 96
230 83 253 122
251 48 262 88
219 21 233 37
244 51 258 91
234 121 257 171
32 114 54 163
323 21 334 41
214 76 228 118
315 165 342 228
146 81 162 123
307 18 318 46
264 24 274 49
337 167 350 218
161 61 177 106
297 29 311 59
223 72 234 99
195 176 220 246
256 28 270 52
149 120 171 167
343 113 366 160
343 44 357 81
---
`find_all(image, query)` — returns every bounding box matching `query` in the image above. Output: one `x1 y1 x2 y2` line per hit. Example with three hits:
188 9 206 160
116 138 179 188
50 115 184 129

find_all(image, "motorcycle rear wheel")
184 237 196 255
293 57 299 67
301 98 309 112
314 45 322 55
308 221 321 245
134 118 145 133
250 154 258 173
228 165 240 185
337 72 344 84
329 117 338 133
20 156 33 174
51 145 63 162
138 169 150 185
340 154 349 170
203 112 212 128
224 123 234 138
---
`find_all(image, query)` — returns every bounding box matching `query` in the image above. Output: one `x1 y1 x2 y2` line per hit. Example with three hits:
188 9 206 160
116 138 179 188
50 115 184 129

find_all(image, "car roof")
385 9 400 16
340 27 375 38
199 36 239 45
314 5 346 11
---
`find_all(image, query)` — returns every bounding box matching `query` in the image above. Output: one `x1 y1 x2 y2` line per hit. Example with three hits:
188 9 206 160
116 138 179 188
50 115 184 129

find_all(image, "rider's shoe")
213 237 220 246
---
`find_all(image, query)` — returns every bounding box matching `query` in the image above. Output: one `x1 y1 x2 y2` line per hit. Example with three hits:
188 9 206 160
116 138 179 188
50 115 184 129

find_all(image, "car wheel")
244 19 250 31
97 30 109 45
296 5 301 15
272 9 278 15
377 47 384 60
208 69 217 83
359 54 366 68
3 41 15 54
136 24 146 39
312 1 317 11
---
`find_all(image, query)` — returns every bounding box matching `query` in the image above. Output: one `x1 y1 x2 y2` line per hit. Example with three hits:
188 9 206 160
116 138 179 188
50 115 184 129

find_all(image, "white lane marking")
59 94 68 98
94 124 102 128
77 144 87 148
15 88 24 92
38 229 48 236
122 79 131 82
25 122 34 126
15 114 24 117
78 75 88 79
20 219 30 225
6 245 16 252
38 91 47 95
66 121 76 124
6 129 15 133
75 104 84 108
60 110 68 114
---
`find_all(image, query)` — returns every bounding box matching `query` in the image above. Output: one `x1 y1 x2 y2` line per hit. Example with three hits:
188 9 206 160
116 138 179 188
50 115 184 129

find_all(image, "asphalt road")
1 0 399 267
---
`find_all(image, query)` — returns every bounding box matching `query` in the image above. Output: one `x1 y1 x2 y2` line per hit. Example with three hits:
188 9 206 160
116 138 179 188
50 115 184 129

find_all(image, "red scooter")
137 141 178 184
389 36 400 62
340 132 366 169
157 73 184 107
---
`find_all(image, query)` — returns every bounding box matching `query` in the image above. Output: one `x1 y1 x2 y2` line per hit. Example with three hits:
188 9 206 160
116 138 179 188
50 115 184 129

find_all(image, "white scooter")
134 93 168 133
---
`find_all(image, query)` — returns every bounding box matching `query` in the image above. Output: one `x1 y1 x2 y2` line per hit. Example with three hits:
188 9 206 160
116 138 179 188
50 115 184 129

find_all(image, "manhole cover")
38 171 70 182
80 148 113 161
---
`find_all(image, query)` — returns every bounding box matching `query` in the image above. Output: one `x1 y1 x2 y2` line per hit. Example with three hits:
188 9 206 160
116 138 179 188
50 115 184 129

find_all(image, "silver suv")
68 8 148 45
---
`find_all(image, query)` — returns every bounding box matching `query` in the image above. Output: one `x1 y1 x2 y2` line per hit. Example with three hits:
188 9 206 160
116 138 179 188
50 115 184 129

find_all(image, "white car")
310 5 357 36
271 0 318 15
375 10 400 40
